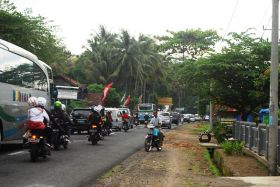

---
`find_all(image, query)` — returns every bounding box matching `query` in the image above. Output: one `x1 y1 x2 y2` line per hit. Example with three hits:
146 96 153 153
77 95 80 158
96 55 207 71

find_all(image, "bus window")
0 48 33 87
33 63 48 91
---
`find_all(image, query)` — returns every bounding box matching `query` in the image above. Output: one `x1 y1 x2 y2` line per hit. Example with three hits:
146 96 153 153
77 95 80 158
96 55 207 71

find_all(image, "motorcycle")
144 126 162 152
26 129 51 162
88 124 100 145
122 121 129 132
52 128 69 150
52 119 70 150
101 123 111 136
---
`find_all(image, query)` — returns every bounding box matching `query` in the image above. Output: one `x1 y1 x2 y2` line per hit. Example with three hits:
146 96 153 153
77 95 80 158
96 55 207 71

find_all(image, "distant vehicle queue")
0 39 205 162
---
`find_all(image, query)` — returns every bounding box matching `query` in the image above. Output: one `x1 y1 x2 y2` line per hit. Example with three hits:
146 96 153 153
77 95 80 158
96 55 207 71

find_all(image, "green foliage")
0 0 69 75
212 122 227 143
157 29 220 62
203 150 221 176
87 83 104 93
193 123 210 133
69 26 165 105
87 83 121 107
221 140 245 155
197 31 271 117
104 87 121 107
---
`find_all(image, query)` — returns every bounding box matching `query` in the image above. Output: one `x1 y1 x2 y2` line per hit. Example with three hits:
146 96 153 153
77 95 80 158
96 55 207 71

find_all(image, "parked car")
189 114 196 122
158 112 171 129
194 114 202 121
203 115 210 121
105 108 123 131
170 112 180 125
70 108 91 134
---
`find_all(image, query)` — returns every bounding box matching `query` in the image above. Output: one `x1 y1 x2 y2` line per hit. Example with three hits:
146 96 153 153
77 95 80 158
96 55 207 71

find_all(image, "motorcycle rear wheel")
53 134 60 150
30 144 38 162
91 138 97 145
63 141 68 149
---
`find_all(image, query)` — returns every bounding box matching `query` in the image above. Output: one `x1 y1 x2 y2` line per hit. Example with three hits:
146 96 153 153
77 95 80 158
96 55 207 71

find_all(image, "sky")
10 0 272 55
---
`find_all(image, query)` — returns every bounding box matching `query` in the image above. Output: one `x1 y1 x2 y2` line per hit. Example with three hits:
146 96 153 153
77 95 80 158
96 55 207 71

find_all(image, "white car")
194 114 202 121
105 108 122 131
158 112 171 129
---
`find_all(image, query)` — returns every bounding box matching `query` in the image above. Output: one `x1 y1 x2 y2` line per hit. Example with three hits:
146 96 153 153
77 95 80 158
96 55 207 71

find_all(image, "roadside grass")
203 150 221 176
101 165 122 179
190 122 210 133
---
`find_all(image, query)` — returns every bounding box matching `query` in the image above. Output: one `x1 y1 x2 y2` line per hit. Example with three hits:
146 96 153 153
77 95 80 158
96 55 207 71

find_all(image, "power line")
261 16 272 38
221 0 240 39
218 0 240 49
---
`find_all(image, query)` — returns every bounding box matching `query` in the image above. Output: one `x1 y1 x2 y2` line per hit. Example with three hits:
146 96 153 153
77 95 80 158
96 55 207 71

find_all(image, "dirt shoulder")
93 123 268 187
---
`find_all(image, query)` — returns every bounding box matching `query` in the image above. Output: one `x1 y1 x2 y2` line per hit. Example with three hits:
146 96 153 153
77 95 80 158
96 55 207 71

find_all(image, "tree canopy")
0 0 69 75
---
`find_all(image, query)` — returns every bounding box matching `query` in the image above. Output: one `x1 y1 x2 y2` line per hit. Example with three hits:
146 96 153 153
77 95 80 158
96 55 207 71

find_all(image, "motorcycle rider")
25 96 52 148
121 110 129 128
88 105 103 138
150 111 164 147
52 101 72 138
36 97 54 146
105 110 113 132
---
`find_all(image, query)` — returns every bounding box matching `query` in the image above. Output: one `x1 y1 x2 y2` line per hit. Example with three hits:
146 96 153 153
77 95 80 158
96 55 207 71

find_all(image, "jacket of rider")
27 107 49 130
121 113 129 122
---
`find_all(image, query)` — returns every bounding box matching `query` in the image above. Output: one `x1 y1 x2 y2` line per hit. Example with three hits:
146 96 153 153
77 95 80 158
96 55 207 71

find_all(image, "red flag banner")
123 95 131 107
101 82 113 102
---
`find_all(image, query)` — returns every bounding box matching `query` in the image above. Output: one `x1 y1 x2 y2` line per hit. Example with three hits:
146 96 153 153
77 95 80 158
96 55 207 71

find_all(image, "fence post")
249 124 253 149
266 126 269 159
257 125 261 155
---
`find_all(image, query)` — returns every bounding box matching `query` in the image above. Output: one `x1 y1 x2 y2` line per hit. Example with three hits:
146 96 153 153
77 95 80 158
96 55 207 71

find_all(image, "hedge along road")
0 125 166 187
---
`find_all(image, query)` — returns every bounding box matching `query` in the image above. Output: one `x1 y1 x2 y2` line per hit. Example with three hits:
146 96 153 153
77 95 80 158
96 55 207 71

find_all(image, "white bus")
0 39 53 147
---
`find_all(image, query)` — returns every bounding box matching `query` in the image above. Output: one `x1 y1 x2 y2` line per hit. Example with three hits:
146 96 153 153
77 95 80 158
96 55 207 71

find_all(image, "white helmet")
94 105 103 112
37 97 47 107
28 96 38 107
61 104 66 111
147 123 155 129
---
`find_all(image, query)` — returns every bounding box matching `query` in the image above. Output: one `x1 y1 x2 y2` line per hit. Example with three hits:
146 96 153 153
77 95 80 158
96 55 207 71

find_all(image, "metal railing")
233 121 279 167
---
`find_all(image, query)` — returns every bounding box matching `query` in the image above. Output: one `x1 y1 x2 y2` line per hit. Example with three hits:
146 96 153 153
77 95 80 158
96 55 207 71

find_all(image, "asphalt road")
0 124 177 187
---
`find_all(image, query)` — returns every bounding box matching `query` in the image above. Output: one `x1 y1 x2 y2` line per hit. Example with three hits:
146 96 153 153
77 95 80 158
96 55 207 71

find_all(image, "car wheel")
168 124 171 129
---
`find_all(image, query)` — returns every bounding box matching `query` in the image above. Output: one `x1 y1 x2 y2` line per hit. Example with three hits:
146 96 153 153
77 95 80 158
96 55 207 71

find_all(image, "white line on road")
8 151 27 156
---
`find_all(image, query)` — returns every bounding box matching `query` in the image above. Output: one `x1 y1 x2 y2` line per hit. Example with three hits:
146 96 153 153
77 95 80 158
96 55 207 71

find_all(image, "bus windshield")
138 105 153 111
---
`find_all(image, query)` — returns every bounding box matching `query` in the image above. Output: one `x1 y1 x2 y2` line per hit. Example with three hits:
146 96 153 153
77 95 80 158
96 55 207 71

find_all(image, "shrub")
221 140 245 155
212 122 227 143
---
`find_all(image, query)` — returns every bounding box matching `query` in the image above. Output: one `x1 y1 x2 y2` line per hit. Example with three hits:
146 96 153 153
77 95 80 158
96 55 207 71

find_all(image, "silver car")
158 112 171 129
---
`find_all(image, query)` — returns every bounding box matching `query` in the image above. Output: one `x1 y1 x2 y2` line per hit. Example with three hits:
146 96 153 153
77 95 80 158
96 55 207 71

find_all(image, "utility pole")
209 82 213 130
268 0 279 176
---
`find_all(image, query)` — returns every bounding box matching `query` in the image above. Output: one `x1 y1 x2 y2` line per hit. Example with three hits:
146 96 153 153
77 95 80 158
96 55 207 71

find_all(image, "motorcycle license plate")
28 138 40 143
89 129 97 133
